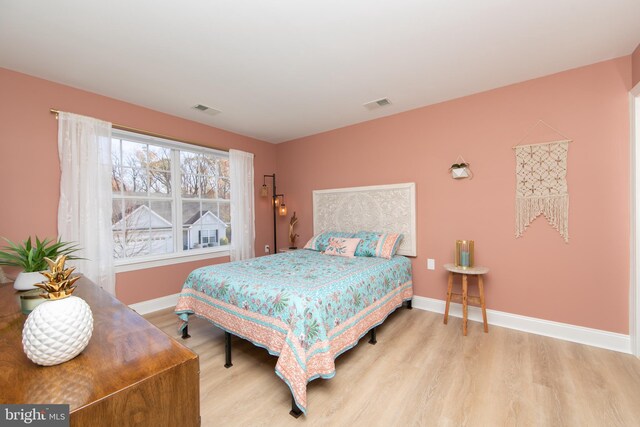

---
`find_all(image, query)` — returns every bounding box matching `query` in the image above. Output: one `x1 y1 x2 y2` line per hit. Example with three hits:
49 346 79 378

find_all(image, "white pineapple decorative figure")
22 255 93 366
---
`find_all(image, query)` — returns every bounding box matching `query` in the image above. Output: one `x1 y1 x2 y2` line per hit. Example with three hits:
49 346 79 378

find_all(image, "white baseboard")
129 293 180 315
412 296 631 354
129 293 631 354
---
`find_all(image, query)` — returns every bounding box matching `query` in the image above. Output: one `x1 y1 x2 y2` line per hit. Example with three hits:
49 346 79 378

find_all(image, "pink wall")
633 43 640 88
276 57 632 333
0 68 277 304
0 57 633 332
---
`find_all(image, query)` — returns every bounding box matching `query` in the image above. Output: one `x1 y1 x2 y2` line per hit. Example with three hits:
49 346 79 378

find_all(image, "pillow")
353 231 404 259
377 233 403 259
303 231 354 252
352 231 382 257
323 237 361 258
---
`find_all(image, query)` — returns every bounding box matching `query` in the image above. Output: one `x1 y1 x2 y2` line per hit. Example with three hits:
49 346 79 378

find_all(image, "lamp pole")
263 174 279 253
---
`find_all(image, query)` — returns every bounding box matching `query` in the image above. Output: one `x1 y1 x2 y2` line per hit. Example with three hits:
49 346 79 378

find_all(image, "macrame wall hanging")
513 120 571 242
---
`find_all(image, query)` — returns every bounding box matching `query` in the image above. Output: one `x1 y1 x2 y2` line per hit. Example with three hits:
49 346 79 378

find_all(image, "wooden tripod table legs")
444 271 453 325
443 270 488 336
462 273 468 335
478 274 488 333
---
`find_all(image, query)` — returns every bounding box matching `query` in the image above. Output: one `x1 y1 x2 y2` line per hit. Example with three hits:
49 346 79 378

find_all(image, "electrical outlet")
264 244 270 254
427 259 435 270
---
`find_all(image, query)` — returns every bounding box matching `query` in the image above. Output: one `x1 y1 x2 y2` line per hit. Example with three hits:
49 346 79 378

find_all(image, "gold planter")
19 289 46 315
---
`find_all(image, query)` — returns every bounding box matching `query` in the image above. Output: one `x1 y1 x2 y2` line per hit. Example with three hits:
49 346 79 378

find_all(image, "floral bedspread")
175 249 413 414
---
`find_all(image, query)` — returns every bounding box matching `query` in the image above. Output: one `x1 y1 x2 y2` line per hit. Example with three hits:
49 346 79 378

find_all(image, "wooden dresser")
0 278 199 426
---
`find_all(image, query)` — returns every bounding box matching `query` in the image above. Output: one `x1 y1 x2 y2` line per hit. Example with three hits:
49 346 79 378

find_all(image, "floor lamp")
261 174 287 253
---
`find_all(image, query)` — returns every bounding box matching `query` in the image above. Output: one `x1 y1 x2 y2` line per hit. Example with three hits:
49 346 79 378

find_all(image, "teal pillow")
303 231 354 252
353 231 404 259
353 231 382 257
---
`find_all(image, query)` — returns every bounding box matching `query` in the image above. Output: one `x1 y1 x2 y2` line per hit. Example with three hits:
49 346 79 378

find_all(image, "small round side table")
443 263 489 336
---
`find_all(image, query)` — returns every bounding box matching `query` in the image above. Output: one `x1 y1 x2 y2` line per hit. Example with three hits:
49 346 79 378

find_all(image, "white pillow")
323 237 361 258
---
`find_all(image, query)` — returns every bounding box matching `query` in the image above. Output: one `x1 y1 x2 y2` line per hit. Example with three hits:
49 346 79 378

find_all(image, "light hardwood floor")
145 307 640 426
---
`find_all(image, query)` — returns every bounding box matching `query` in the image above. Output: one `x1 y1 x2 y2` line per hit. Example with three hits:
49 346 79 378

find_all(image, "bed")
175 183 416 416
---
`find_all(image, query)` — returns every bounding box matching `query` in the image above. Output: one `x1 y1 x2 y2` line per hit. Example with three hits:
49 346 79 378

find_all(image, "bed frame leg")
224 332 233 368
368 327 377 345
406 299 413 310
181 324 191 339
290 394 303 418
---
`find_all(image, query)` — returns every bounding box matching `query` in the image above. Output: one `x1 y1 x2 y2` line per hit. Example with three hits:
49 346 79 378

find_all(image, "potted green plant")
0 236 82 290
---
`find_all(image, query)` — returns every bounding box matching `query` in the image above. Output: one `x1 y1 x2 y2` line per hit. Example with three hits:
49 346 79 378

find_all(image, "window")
198 229 219 246
111 130 230 267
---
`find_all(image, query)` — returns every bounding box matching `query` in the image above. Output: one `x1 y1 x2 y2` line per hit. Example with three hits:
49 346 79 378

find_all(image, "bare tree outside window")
111 134 231 262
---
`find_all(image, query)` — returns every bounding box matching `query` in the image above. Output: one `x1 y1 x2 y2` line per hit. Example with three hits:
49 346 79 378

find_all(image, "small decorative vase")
451 167 470 179
455 240 475 269
22 296 93 366
14 271 44 291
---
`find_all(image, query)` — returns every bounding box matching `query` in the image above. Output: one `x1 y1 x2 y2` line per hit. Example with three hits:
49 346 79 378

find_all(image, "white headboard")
312 182 417 257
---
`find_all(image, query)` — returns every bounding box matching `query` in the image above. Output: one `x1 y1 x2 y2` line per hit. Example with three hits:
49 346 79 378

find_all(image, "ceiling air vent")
363 97 392 111
192 104 221 116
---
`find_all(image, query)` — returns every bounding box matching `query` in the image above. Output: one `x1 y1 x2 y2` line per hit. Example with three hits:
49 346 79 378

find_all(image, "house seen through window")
111 130 230 262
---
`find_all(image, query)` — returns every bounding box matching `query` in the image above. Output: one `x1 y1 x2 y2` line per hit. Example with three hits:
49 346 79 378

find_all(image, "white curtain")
57 112 115 294
229 149 255 261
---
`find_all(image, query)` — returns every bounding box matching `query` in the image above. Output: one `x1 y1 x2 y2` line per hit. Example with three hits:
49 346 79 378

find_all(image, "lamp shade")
260 184 269 197
274 196 281 207
279 204 287 216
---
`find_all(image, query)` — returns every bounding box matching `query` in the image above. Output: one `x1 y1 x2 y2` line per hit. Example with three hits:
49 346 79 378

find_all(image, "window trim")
114 246 229 273
111 129 231 270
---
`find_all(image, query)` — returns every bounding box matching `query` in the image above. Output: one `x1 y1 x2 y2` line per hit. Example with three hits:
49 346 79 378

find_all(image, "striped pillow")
353 231 403 259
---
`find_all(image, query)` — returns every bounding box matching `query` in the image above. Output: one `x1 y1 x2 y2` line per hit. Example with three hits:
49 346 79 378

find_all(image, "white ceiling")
1 1 639 143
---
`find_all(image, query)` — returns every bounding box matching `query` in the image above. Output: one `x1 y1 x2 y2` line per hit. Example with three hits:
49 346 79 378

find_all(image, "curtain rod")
50 108 229 153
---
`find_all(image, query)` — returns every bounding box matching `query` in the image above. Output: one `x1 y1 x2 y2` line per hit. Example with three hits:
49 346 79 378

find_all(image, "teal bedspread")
175 249 412 415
